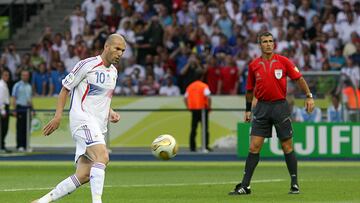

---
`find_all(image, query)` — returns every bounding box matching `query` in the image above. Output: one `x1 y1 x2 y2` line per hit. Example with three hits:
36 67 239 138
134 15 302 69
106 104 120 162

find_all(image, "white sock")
38 175 81 203
90 163 106 203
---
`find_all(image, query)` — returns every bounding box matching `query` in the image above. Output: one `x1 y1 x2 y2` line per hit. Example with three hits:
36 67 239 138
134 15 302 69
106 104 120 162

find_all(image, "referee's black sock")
241 152 259 187
285 150 298 186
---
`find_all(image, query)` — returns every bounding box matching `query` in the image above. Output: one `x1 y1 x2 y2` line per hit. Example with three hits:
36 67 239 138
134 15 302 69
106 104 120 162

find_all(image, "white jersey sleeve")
62 57 97 90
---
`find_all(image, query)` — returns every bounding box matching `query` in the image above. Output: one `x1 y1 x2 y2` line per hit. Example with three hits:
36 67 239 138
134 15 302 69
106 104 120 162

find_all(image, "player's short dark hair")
257 32 273 44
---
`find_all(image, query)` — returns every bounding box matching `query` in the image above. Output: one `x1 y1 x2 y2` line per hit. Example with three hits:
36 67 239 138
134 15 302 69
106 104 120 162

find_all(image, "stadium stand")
0 0 359 120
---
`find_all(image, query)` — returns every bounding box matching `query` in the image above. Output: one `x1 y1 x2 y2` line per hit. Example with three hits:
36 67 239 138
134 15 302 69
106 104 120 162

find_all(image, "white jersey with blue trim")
62 55 117 135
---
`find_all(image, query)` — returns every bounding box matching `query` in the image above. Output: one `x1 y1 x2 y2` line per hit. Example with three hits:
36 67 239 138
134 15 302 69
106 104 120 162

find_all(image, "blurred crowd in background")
0 0 359 99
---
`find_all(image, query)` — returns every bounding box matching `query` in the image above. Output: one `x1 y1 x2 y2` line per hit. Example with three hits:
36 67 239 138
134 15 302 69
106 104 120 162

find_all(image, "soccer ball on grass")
151 134 178 160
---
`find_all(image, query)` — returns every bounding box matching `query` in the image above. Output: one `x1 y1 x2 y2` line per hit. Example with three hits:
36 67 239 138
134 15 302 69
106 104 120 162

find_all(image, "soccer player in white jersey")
32 34 125 203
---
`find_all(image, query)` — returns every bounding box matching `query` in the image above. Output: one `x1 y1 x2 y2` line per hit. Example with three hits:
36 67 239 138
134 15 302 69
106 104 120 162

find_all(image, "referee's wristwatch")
306 93 313 98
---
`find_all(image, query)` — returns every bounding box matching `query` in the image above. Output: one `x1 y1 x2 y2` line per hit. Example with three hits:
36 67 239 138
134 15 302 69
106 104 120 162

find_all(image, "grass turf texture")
0 161 359 203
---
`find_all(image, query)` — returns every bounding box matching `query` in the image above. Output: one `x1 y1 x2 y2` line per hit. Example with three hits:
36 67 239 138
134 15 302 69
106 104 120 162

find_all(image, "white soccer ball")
151 134 178 160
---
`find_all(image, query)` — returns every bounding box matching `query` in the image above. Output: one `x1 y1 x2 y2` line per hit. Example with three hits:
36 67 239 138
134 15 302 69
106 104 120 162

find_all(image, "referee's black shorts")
250 99 293 140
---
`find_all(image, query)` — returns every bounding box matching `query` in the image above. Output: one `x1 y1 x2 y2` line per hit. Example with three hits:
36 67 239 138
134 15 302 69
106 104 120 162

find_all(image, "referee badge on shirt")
274 69 283 79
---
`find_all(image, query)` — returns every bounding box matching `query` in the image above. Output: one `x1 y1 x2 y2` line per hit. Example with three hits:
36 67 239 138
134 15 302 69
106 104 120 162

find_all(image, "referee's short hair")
257 31 273 44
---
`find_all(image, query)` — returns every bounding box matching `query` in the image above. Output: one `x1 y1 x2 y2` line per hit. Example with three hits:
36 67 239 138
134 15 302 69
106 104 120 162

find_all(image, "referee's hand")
305 98 315 113
244 111 251 122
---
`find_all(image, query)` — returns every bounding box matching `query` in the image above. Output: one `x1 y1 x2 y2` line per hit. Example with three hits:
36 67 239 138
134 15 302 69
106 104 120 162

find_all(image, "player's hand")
244 111 251 122
109 111 120 123
305 98 315 113
43 117 61 136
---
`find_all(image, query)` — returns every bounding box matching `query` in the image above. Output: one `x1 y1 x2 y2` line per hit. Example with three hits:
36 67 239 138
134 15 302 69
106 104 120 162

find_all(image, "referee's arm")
244 90 254 122
295 77 315 113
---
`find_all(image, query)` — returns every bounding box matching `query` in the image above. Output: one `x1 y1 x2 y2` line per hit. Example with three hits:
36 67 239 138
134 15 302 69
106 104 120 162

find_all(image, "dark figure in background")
11 70 33 152
0 69 11 152
184 71 211 152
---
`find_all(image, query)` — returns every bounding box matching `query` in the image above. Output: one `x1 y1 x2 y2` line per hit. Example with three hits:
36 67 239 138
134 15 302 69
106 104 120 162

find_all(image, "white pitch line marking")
0 179 285 192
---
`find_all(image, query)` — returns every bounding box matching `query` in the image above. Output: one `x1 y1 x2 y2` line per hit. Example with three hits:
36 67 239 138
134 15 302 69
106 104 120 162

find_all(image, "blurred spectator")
11 70 32 152
343 32 359 57
49 61 68 96
355 1 360 22
218 55 238 95
90 7 107 34
64 45 80 73
298 0 317 29
342 80 360 121
100 0 112 16
16 53 34 80
81 0 100 24
39 38 53 67
141 2 156 22
1 43 20 80
298 47 316 71
124 56 146 81
199 13 214 38
0 69 11 152
205 56 221 94
52 33 68 61
74 39 89 60
250 8 269 34
140 74 160 95
117 76 139 96
64 30 73 46
153 54 165 82
341 57 360 88
91 38 104 56
111 0 122 16
337 11 360 44
134 20 151 65
39 26 53 42
351 42 360 65
65 4 86 40
176 1 192 26
30 44 45 69
322 13 338 36
278 0 296 16
147 17 164 55
159 76 180 96
31 62 49 96
105 7 120 33
336 1 352 24
82 25 96 48
180 54 203 93
213 34 232 57
300 106 322 122
215 7 233 39
116 18 135 60
158 4 173 27
327 94 344 122
329 47 346 70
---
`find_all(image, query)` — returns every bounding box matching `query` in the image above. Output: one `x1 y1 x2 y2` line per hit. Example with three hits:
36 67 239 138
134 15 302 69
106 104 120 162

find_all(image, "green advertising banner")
238 122 360 158
0 16 9 40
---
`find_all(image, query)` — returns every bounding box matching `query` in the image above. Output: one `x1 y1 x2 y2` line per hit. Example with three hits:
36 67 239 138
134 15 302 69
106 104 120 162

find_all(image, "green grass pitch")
0 161 359 203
